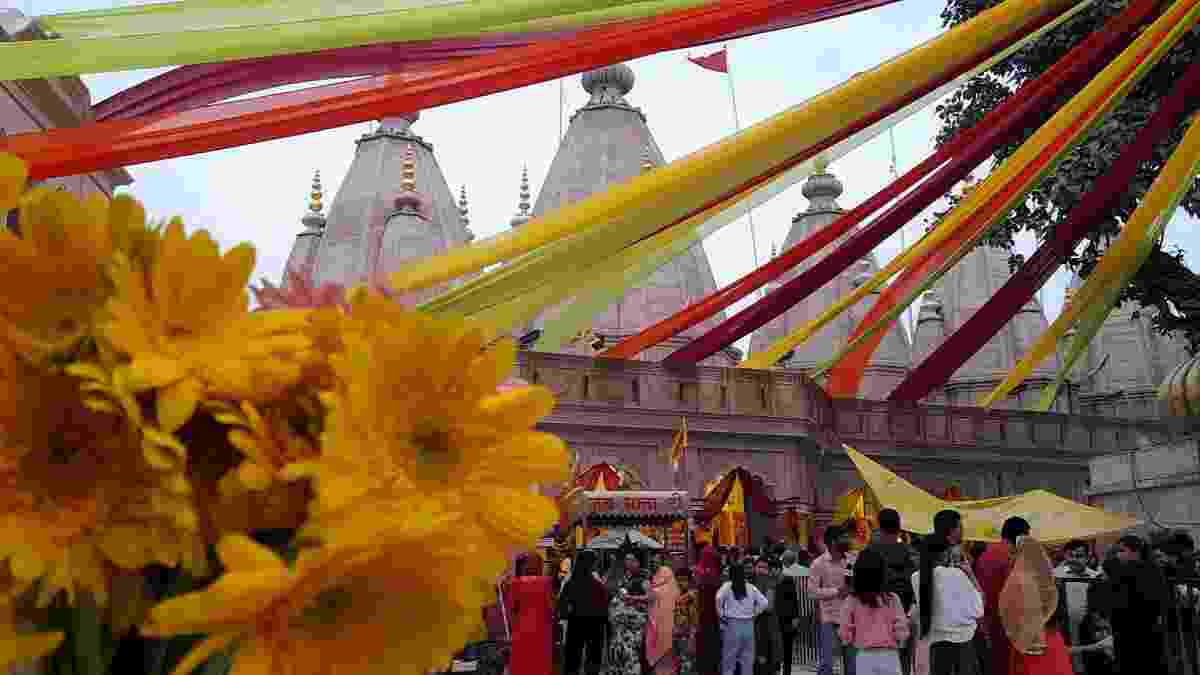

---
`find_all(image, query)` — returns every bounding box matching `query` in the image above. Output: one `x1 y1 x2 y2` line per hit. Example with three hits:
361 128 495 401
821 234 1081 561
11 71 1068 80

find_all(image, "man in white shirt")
1054 539 1100 670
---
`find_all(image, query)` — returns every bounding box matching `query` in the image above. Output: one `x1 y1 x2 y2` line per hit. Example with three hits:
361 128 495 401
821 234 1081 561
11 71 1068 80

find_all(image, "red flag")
688 49 728 74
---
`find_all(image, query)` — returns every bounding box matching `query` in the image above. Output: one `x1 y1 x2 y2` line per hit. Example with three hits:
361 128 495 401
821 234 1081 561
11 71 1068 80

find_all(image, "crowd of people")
489 517 1199 675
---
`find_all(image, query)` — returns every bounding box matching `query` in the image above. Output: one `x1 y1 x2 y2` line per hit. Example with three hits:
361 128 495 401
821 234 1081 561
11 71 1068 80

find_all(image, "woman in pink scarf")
648 565 683 674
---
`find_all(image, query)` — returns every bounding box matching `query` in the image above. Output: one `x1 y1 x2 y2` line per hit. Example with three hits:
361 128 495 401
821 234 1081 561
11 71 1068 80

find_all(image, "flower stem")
72 594 108 675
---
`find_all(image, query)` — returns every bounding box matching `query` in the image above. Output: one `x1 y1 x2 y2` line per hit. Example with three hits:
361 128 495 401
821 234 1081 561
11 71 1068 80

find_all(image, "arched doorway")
573 462 646 492
696 467 774 550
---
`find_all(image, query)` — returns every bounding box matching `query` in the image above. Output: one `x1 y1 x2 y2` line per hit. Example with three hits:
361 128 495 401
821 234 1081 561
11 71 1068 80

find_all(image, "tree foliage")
934 0 1200 354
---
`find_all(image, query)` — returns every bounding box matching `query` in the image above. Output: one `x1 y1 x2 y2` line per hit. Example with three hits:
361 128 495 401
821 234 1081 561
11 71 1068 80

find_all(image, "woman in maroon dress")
695 545 724 675
509 553 555 675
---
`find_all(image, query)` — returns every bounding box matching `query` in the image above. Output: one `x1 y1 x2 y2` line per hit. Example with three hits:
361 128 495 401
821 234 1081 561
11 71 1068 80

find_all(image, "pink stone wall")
1 76 131 204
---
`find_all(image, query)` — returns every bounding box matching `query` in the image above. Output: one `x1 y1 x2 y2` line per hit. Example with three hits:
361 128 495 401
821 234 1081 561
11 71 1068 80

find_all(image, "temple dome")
581 63 635 100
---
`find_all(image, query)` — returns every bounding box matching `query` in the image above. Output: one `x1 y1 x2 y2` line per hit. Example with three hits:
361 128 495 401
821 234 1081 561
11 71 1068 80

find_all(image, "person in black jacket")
864 509 917 675
1107 535 1170 675
560 549 610 675
774 550 808 673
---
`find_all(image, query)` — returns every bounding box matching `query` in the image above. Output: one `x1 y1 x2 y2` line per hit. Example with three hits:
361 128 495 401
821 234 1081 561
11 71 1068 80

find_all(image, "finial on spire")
814 154 831 175
392 143 425 215
641 145 655 173
458 184 469 224
581 63 636 106
400 145 417 193
308 170 324 214
301 170 327 231
511 165 533 228
519 165 531 215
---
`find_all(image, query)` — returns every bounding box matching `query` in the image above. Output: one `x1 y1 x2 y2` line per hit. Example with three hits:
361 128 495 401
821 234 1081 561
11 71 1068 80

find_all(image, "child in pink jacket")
839 549 912 675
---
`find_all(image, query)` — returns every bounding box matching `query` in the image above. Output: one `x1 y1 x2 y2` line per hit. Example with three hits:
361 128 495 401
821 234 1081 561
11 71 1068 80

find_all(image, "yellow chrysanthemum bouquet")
0 153 569 675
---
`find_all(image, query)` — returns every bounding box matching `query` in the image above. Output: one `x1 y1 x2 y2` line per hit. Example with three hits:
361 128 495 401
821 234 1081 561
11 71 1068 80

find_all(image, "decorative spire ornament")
458 184 469 225
511 165 533 228
309 170 323 215
392 144 425 215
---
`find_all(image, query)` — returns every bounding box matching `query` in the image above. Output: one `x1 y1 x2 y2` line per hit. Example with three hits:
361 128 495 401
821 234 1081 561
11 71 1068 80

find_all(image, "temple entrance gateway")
697 467 775 550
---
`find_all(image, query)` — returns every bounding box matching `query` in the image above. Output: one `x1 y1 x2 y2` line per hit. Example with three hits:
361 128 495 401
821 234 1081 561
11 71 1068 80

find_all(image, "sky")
14 0 1200 352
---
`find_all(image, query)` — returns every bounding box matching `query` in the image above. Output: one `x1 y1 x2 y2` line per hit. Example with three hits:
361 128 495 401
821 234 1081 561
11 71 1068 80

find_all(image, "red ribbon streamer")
600 6 1072 363
661 0 1162 368
0 0 893 180
827 0 1168 398
888 50 1200 403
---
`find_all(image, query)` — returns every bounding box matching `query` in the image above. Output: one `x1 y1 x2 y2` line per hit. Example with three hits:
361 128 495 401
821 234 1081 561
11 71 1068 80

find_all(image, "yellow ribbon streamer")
389 0 1085 300
981 110 1200 408
520 5 1088 352
741 0 1200 371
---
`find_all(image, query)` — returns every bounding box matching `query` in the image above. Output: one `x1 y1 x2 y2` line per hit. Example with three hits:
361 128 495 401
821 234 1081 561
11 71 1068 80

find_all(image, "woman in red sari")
509 553 555 675
695 545 724 675
1000 538 1073 675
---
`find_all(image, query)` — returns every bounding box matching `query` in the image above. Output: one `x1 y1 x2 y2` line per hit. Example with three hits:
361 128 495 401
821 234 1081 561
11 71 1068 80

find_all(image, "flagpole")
889 127 913 336
723 43 762 283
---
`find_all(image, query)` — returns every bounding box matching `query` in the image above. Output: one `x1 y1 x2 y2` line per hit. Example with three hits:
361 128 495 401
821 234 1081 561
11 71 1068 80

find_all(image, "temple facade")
279 61 1189 546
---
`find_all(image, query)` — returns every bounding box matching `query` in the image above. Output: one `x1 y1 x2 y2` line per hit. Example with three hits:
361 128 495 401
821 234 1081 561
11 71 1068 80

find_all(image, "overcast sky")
15 0 1200 352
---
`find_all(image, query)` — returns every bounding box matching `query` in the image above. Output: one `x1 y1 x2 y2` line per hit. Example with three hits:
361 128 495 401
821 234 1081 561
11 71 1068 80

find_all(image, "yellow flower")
0 154 156 359
145 532 495 675
292 290 569 558
101 220 318 432
0 349 200 607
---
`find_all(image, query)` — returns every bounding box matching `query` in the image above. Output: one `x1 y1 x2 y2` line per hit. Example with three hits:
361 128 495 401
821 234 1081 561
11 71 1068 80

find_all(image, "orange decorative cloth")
1000 537 1059 656
647 566 681 668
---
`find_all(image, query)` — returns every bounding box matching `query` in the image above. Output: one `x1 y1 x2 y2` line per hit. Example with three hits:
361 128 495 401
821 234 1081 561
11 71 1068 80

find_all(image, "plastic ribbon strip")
981 114 1200 409
12 0 707 81
736 0 1198 372
662 0 1099 367
436 0 1067 341
382 0 1084 304
821 0 1175 397
0 0 890 180
889 47 1200 403
92 1 873 121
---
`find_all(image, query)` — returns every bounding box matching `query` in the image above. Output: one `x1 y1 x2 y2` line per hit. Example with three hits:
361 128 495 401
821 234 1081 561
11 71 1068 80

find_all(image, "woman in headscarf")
561 549 609 675
606 575 651 675
510 553 555 675
999 537 1072 675
695 545 724 675
647 565 682 675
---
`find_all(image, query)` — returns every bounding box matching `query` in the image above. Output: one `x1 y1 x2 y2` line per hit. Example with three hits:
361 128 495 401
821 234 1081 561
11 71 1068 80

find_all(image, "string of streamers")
888 44 1200 403
1 0 888 180
13 0 721 80
610 0 1089 363
380 0 1084 319
821 0 1183 397
439 0 1070 341
737 0 1200 372
980 112 1200 409
656 0 1098 367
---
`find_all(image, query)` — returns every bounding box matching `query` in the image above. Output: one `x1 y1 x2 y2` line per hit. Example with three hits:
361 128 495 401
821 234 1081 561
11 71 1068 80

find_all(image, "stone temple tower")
526 63 739 365
911 213 1062 409
748 164 913 399
301 111 472 301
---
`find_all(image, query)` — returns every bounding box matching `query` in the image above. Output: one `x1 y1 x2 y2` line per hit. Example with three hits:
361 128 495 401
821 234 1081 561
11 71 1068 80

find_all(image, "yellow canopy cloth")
999 537 1058 655
844 446 1138 542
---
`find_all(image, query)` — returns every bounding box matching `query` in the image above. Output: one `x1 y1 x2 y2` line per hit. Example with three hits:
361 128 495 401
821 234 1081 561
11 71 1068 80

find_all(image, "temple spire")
283 169 327 286
511 165 532 228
